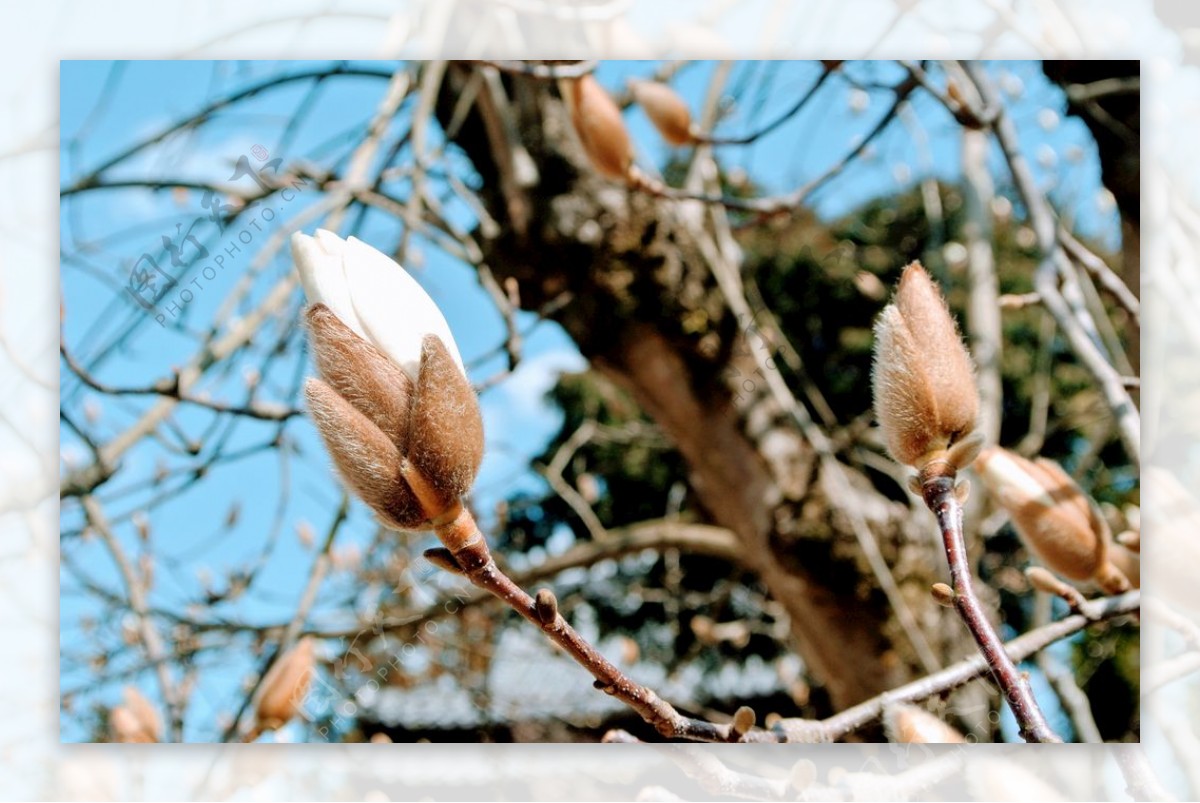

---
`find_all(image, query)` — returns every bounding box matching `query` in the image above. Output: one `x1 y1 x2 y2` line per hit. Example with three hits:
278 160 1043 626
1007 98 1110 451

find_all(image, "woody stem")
922 473 1062 743
431 504 748 742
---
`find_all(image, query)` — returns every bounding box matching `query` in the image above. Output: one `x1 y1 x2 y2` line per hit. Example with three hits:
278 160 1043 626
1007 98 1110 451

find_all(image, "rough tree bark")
436 65 969 712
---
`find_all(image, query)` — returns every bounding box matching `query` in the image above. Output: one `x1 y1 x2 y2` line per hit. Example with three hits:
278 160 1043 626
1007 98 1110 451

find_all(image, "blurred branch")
81 495 182 741
774 590 1139 742
306 519 741 640
1059 227 1141 324
962 61 1141 468
962 126 1003 445
629 75 917 218
61 341 301 422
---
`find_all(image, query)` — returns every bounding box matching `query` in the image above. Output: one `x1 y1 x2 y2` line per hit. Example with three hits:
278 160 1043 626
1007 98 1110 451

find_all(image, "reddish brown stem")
920 472 1062 743
433 504 738 742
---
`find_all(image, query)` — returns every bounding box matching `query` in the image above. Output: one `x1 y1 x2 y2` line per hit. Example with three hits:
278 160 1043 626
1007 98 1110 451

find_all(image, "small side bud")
1023 566 1088 612
109 686 161 743
535 588 559 626
731 705 757 738
423 547 464 575
1116 530 1140 554
931 583 956 607
883 703 967 744
254 637 316 734
954 479 971 505
629 79 694 146
565 75 634 181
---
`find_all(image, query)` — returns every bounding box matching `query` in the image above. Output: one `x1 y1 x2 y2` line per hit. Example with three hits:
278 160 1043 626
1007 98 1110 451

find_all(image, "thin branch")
962 61 1140 468
432 504 738 741
1059 227 1140 324
920 471 1061 742
61 342 301 422
628 76 917 218
774 590 1139 742
82 495 183 741
696 65 833 146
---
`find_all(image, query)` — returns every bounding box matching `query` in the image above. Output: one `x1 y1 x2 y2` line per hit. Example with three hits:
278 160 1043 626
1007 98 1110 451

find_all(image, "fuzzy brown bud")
883 703 966 744
254 637 316 734
305 322 483 530
305 378 424 530
566 75 634 181
305 304 413 449
975 447 1131 594
871 262 979 470
629 79 694 146
406 336 485 514
109 686 161 743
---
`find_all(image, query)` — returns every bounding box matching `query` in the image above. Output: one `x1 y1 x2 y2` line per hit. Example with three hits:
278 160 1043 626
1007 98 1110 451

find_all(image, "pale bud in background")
871 262 979 471
109 686 161 743
883 703 966 743
629 78 694 146
254 637 315 735
975 447 1130 594
563 74 634 181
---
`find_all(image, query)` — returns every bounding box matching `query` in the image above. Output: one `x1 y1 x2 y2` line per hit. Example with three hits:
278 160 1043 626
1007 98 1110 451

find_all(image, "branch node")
534 588 559 626
931 583 957 607
730 705 756 740
422 547 464 575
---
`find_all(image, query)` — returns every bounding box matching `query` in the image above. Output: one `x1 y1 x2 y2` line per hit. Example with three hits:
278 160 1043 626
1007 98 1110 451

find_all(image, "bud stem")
920 465 1062 743
432 505 754 741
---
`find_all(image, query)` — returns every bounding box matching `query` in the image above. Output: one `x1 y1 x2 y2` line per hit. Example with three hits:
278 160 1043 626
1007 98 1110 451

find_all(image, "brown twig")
919 466 1061 742
429 502 738 741
626 75 917 218
774 589 1138 742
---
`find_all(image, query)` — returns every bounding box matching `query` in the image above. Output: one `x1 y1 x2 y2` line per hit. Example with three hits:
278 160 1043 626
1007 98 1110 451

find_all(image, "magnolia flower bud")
292 229 464 380
975 447 1130 594
629 79 694 146
871 262 980 471
883 703 966 744
564 75 634 181
109 686 161 743
254 637 315 734
294 230 484 529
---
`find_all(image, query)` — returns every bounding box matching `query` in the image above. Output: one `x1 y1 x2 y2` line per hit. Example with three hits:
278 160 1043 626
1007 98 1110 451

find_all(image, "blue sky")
59 59 1118 742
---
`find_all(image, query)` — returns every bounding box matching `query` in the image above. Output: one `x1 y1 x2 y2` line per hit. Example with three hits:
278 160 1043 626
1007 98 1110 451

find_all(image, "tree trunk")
437 66 966 712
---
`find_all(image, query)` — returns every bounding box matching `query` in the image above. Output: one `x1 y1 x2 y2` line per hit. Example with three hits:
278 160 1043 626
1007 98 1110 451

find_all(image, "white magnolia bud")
291 229 464 380
294 229 484 529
